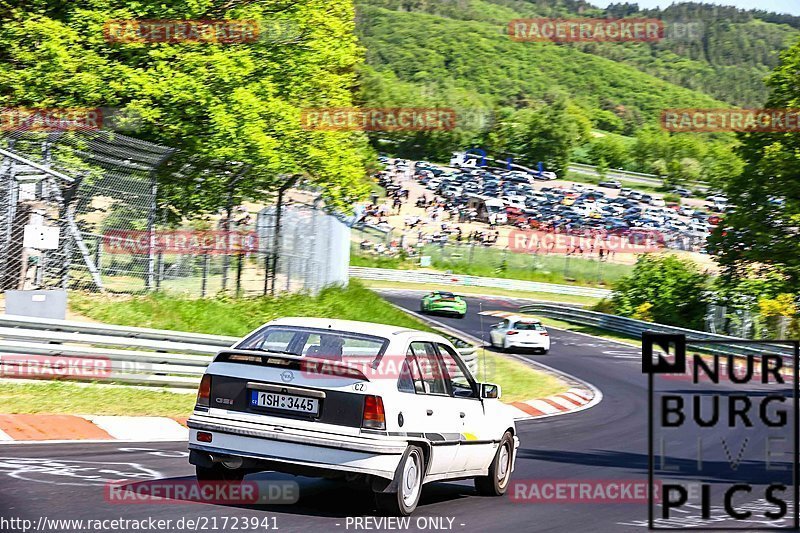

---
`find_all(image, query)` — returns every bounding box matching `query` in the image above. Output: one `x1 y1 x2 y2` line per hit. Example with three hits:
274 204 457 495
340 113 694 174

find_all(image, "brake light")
197 431 213 443
196 375 211 408
507 331 519 335
540 332 549 336
362 395 386 430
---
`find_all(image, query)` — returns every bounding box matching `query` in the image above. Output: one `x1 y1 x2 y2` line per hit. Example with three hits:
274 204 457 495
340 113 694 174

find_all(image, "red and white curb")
504 387 597 421
0 414 189 443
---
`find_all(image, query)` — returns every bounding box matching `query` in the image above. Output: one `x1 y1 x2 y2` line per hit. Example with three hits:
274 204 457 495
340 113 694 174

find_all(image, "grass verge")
32 281 565 415
70 279 437 336
534 316 639 347
0 381 194 417
358 278 600 306
473 349 568 402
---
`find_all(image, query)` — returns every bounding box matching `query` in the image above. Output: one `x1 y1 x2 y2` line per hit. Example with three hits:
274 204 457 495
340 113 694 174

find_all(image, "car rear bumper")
188 413 407 480
427 305 466 314
506 339 550 349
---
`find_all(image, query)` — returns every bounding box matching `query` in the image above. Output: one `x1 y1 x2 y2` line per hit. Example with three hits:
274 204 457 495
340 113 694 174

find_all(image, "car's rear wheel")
196 464 245 482
375 445 424 516
475 432 513 496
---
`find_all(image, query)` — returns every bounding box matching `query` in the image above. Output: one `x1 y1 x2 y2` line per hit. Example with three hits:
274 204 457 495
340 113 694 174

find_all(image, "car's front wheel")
375 445 424 516
196 464 245 482
475 432 514 496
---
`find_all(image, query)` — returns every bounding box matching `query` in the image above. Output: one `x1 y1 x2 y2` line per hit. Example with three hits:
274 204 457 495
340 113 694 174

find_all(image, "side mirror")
481 383 501 400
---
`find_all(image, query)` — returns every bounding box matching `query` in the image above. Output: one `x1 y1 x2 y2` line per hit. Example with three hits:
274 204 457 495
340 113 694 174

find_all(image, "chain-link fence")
0 130 349 297
0 130 171 293
351 230 634 287
706 303 797 340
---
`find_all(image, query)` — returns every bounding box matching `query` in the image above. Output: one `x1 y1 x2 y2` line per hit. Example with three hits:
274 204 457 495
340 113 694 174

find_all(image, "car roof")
504 315 542 324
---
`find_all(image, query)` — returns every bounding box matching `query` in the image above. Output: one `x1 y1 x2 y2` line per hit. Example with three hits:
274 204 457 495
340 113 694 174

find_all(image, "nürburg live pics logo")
643 332 799 529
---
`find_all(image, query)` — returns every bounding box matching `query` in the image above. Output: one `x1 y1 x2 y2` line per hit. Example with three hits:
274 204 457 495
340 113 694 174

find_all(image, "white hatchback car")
188 317 518 516
489 316 551 354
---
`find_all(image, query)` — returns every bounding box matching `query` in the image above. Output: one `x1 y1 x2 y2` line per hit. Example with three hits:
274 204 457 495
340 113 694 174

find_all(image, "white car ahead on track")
188 317 518 516
489 316 551 354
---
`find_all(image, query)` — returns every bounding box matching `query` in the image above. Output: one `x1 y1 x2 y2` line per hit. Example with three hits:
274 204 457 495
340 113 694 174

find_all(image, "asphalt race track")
0 292 791 532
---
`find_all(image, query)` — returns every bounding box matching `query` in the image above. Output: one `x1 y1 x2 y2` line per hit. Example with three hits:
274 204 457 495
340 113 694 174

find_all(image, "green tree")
0 0 371 215
588 135 630 169
611 255 711 329
701 143 745 191
711 40 800 290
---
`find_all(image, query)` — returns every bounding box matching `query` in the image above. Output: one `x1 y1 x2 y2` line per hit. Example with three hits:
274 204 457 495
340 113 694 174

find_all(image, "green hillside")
358 4 727 124
359 0 800 109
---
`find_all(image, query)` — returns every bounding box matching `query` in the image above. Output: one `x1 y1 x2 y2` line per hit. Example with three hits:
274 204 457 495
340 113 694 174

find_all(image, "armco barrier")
0 314 478 387
349 266 611 299
518 303 793 358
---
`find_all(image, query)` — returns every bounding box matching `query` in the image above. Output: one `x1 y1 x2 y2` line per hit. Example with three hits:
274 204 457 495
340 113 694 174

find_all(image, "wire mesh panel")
0 130 172 292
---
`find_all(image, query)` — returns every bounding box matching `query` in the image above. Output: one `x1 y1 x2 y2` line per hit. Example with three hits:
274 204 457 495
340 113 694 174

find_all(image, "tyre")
456 313 465 319
541 349 549 355
375 445 424 516
475 432 514 496
196 464 245 482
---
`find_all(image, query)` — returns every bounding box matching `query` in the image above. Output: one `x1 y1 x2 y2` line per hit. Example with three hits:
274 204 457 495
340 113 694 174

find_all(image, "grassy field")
352 244 632 287
0 381 195 417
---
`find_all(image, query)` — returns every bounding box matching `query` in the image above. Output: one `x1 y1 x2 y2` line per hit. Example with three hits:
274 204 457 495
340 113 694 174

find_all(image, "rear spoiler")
213 349 370 381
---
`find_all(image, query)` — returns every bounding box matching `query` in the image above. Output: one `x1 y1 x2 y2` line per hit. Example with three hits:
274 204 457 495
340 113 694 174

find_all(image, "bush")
662 193 681 204
610 255 711 330
591 299 615 314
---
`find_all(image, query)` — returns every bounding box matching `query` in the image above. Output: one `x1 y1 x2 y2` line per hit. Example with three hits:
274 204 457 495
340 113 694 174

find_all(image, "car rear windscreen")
515 322 545 331
235 326 388 363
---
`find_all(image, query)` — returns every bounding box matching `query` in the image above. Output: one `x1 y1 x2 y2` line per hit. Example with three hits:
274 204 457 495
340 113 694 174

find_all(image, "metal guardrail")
350 267 611 299
0 314 479 388
518 303 794 358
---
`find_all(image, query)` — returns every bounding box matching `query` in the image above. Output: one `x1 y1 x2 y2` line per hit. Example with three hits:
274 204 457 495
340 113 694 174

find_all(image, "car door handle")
459 412 465 418
426 409 434 416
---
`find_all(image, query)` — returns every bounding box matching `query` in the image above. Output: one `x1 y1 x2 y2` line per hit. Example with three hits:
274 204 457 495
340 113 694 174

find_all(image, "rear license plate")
249 390 320 416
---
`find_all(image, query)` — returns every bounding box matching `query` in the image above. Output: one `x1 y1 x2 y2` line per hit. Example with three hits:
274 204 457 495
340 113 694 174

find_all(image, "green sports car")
420 291 467 318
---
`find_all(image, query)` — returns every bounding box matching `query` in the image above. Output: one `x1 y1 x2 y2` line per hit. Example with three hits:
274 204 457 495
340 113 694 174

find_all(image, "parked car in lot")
420 291 467 318
598 180 621 189
671 187 692 198
488 316 550 354
188 318 518 516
